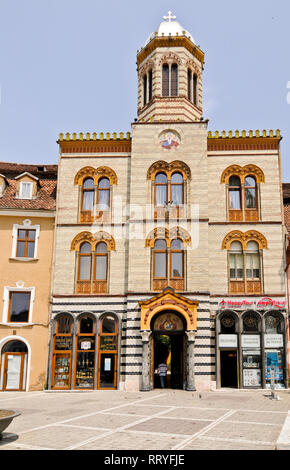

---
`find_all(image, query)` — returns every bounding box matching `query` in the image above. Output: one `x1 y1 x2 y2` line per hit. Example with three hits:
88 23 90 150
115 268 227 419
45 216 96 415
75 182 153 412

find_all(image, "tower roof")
145 11 195 46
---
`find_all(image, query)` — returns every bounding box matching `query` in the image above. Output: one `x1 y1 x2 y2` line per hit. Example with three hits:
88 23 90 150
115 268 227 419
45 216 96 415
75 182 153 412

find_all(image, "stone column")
186 330 196 391
141 330 152 391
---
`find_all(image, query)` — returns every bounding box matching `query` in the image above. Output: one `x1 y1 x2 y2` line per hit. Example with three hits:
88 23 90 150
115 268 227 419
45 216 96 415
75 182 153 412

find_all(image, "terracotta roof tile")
0 162 57 211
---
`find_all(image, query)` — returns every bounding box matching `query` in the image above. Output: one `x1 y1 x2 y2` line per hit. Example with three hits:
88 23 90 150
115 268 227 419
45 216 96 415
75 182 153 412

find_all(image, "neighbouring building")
47 12 288 391
0 162 57 391
283 183 290 384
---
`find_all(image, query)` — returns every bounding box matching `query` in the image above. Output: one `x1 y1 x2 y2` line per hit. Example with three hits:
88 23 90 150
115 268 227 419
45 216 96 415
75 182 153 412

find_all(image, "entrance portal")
220 349 238 388
153 333 184 389
152 310 185 390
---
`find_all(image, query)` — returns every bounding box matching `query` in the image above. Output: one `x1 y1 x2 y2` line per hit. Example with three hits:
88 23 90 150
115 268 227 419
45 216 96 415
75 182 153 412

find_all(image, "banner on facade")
218 297 286 310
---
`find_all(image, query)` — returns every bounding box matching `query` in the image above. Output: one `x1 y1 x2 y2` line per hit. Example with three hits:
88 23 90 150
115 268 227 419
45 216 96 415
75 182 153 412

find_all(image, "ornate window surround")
11 219 40 261
221 164 265 222
222 230 268 295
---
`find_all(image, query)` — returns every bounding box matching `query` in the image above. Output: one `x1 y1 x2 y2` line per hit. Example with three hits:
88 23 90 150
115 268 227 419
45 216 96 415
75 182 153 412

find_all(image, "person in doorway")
158 360 168 388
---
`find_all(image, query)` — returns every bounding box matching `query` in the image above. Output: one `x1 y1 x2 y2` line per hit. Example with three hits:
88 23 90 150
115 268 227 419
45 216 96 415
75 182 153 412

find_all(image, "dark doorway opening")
153 333 184 389
220 349 238 388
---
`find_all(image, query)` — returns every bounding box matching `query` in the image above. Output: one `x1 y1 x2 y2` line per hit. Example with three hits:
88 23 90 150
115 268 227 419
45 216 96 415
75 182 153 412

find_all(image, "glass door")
3 353 24 391
98 353 117 389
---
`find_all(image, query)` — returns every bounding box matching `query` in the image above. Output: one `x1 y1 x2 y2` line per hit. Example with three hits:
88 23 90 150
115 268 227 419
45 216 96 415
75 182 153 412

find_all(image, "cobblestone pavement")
0 388 289 450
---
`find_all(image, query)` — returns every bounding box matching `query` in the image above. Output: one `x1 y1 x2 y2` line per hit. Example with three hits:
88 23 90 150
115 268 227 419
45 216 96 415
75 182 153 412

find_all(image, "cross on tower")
163 10 176 22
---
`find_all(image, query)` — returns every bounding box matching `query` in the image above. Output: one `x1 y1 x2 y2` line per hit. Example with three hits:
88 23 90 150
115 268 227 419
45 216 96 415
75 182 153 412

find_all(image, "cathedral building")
48 12 287 392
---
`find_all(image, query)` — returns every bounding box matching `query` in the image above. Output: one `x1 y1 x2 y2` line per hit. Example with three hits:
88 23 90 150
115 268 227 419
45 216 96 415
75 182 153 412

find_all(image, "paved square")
0 389 289 450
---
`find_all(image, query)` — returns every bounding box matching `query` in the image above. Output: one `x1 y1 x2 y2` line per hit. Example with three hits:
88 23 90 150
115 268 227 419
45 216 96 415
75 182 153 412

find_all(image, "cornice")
137 36 205 70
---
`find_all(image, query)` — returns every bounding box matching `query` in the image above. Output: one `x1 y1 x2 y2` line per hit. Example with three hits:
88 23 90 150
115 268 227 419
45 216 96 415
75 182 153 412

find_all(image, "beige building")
0 162 57 391
48 13 287 392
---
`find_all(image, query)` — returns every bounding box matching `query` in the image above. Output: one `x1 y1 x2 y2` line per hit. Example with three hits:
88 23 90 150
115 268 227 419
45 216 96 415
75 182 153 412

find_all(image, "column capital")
141 330 151 342
185 330 196 342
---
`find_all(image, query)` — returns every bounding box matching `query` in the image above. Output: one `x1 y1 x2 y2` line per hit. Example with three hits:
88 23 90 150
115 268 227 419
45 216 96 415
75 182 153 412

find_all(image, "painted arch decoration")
139 287 198 331
74 166 118 186
147 160 191 180
221 230 268 250
70 230 116 251
220 164 265 184
145 226 191 248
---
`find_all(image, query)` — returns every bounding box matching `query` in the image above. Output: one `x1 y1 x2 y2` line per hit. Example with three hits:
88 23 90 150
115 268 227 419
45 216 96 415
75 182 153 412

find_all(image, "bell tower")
137 12 204 123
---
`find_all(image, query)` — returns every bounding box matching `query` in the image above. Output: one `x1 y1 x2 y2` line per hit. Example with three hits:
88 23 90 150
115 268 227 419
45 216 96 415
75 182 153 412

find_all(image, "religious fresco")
159 130 180 150
153 312 184 331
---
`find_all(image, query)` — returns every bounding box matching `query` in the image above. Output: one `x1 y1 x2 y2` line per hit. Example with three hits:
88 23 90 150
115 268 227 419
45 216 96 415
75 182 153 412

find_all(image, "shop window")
75 315 95 389
52 315 73 389
98 315 118 389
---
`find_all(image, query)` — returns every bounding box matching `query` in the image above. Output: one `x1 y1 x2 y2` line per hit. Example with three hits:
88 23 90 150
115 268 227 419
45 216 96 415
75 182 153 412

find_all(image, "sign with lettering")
218 297 286 310
243 369 261 387
264 334 283 348
242 335 260 348
100 336 117 351
219 334 238 348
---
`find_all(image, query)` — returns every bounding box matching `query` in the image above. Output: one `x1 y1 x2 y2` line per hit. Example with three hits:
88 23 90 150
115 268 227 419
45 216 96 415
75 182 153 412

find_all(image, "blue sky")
0 0 289 179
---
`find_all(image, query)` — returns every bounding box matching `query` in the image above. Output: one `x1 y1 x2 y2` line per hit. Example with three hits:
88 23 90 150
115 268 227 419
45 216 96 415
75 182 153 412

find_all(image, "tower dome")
145 11 195 45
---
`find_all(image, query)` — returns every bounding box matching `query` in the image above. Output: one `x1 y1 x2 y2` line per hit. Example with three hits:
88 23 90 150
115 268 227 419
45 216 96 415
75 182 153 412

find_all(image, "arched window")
229 241 244 282
143 74 147 106
220 313 237 334
95 242 108 281
193 73 198 106
81 178 94 212
170 172 184 206
187 69 192 101
154 173 168 207
78 242 92 281
171 63 178 96
221 165 264 222
148 69 153 101
244 175 257 209
243 312 260 333
76 241 109 294
153 239 167 281
97 177 110 211
162 64 169 96
162 63 178 97
246 241 260 281
229 175 241 210
170 238 184 279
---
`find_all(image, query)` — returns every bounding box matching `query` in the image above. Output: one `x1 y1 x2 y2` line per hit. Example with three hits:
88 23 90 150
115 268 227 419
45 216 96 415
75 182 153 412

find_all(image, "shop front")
216 304 287 389
50 312 119 390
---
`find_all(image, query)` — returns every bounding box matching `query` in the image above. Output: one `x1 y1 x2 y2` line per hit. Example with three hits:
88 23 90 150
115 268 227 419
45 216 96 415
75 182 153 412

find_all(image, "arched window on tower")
162 63 178 97
143 74 147 106
193 73 198 106
171 63 178 96
148 69 153 101
187 69 192 101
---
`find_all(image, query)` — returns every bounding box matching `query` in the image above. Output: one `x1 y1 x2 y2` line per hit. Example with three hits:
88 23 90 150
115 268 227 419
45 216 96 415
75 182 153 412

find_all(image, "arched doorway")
151 310 186 389
0 340 28 391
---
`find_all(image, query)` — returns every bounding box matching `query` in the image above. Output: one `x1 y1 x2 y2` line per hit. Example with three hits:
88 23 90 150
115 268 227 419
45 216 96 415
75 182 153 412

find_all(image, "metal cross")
163 11 176 22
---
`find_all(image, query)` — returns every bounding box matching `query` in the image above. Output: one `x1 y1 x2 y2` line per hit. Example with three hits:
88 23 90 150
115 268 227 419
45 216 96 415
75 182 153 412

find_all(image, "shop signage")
100 336 117 351
219 297 286 310
242 335 260 348
54 336 72 350
219 334 238 348
80 341 91 350
264 334 283 348
243 369 261 387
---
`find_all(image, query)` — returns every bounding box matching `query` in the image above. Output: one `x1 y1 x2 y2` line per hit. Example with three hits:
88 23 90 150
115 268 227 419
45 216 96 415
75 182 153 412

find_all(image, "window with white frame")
11 220 40 259
2 283 35 324
19 181 33 199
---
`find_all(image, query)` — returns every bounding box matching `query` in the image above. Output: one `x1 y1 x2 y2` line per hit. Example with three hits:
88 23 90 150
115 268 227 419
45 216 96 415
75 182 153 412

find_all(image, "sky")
0 0 289 179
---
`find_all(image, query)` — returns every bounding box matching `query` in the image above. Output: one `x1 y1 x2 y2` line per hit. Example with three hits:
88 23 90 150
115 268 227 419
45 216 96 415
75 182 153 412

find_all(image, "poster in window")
104 358 111 371
243 369 261 387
